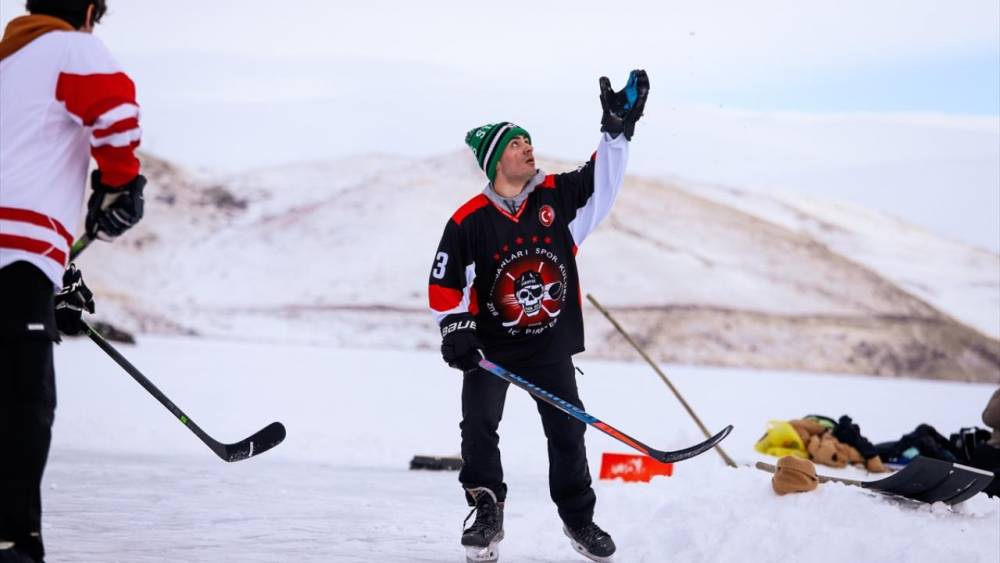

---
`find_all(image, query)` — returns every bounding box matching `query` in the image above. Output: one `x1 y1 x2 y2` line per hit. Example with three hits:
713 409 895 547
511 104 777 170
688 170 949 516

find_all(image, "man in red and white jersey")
0 1 145 561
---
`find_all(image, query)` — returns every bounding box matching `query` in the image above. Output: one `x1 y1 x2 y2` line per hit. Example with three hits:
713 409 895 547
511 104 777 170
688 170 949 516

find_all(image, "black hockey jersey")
428 133 628 367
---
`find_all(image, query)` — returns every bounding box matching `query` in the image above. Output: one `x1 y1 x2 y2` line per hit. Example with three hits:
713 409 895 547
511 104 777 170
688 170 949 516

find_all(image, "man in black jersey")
428 70 649 562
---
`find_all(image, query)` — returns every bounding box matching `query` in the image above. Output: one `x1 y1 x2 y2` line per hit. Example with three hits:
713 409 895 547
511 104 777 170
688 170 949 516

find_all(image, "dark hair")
26 0 107 29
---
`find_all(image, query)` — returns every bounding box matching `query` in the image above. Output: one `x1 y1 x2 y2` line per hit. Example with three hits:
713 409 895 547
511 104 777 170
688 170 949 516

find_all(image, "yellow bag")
755 420 809 459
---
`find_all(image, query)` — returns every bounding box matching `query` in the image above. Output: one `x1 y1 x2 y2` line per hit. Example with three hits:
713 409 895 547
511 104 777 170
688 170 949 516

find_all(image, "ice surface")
41 337 999 562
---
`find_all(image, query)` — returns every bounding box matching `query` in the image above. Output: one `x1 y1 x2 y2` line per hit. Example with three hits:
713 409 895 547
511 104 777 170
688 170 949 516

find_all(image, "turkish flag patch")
539 204 555 227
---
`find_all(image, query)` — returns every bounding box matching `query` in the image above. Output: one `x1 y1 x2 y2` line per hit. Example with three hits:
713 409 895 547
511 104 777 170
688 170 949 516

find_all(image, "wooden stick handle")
587 293 738 468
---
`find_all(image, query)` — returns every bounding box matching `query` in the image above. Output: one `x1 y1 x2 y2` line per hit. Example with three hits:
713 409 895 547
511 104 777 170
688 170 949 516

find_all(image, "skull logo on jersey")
513 270 563 319
489 253 567 333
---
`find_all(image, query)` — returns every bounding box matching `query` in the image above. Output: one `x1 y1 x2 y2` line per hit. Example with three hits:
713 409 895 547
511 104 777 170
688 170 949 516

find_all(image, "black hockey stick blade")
937 463 996 505
863 456 995 505
211 422 287 462
646 424 734 464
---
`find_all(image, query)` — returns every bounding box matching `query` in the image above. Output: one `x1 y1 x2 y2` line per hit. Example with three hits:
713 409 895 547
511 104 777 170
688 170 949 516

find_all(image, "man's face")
496 135 535 185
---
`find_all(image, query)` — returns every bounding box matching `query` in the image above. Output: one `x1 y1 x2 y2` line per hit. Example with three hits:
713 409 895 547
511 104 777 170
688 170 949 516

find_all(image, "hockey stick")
754 458 993 505
82 321 286 461
754 461 863 486
478 358 732 464
586 294 738 468
69 236 285 461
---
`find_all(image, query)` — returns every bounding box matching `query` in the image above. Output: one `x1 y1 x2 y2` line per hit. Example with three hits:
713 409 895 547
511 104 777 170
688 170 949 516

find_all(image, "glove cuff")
91 170 147 193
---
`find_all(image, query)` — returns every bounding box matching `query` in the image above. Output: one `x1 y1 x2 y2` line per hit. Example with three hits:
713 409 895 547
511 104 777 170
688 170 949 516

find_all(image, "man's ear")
81 4 95 32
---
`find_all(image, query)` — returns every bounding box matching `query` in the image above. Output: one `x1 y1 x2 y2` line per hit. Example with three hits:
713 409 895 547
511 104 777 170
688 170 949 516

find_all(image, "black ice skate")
564 522 616 562
462 487 504 562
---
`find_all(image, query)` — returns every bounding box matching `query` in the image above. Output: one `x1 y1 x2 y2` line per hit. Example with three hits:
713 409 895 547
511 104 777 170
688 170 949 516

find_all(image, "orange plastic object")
599 452 674 482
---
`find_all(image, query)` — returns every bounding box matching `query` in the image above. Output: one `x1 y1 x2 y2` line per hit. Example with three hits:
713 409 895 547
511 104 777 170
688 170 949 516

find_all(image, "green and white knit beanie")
465 122 531 182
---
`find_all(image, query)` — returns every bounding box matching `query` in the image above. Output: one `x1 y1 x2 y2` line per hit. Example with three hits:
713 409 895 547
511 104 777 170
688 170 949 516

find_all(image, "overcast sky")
1 0 998 249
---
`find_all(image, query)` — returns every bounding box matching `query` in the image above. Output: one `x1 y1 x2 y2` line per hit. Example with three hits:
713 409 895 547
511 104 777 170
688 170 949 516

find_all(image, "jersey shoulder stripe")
451 193 489 225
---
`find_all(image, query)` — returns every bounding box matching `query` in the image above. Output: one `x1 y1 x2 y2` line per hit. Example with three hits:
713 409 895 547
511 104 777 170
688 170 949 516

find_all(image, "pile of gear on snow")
758 388 1000 499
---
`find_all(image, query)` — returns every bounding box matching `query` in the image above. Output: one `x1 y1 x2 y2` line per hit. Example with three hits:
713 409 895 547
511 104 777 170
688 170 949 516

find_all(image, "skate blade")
465 543 500 563
569 541 614 563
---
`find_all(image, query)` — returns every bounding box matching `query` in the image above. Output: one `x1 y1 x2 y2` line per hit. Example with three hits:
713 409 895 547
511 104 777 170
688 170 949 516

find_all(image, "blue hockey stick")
478 359 732 464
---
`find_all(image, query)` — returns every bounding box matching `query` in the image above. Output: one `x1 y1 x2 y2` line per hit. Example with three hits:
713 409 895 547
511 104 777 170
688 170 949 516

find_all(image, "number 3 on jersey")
432 251 449 279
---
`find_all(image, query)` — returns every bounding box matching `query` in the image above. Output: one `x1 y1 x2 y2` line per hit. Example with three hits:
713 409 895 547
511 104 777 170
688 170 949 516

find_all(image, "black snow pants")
458 358 596 528
1 261 59 563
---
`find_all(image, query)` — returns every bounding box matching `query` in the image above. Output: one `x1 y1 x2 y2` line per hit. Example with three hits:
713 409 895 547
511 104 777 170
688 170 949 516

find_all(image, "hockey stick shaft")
478 359 654 453
82 320 225 456
69 234 92 261
70 238 284 461
586 294 738 468
70 237 188 428
82 321 285 461
754 461 863 486
478 358 731 463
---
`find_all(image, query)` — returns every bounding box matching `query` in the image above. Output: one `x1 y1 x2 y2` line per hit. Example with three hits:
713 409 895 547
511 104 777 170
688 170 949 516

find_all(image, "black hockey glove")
440 313 484 373
599 69 650 141
54 263 95 336
86 170 146 241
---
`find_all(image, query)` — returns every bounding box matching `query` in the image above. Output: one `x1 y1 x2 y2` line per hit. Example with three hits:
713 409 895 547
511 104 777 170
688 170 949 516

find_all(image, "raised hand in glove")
54 263 95 336
599 69 650 141
86 170 146 241
440 313 484 373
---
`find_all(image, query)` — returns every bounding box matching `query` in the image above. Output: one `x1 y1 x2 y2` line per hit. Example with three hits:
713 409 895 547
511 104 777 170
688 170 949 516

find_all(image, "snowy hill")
75 150 1000 382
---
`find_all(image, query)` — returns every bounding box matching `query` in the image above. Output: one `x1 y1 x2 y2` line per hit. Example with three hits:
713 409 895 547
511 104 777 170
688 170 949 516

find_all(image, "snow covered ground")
44 336 999 562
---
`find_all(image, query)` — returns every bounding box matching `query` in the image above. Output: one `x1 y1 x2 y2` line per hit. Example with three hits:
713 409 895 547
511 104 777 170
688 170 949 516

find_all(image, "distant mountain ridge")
75 151 1000 382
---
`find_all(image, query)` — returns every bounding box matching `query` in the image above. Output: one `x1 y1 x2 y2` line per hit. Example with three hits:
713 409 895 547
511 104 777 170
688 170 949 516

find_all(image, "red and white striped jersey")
0 28 141 287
